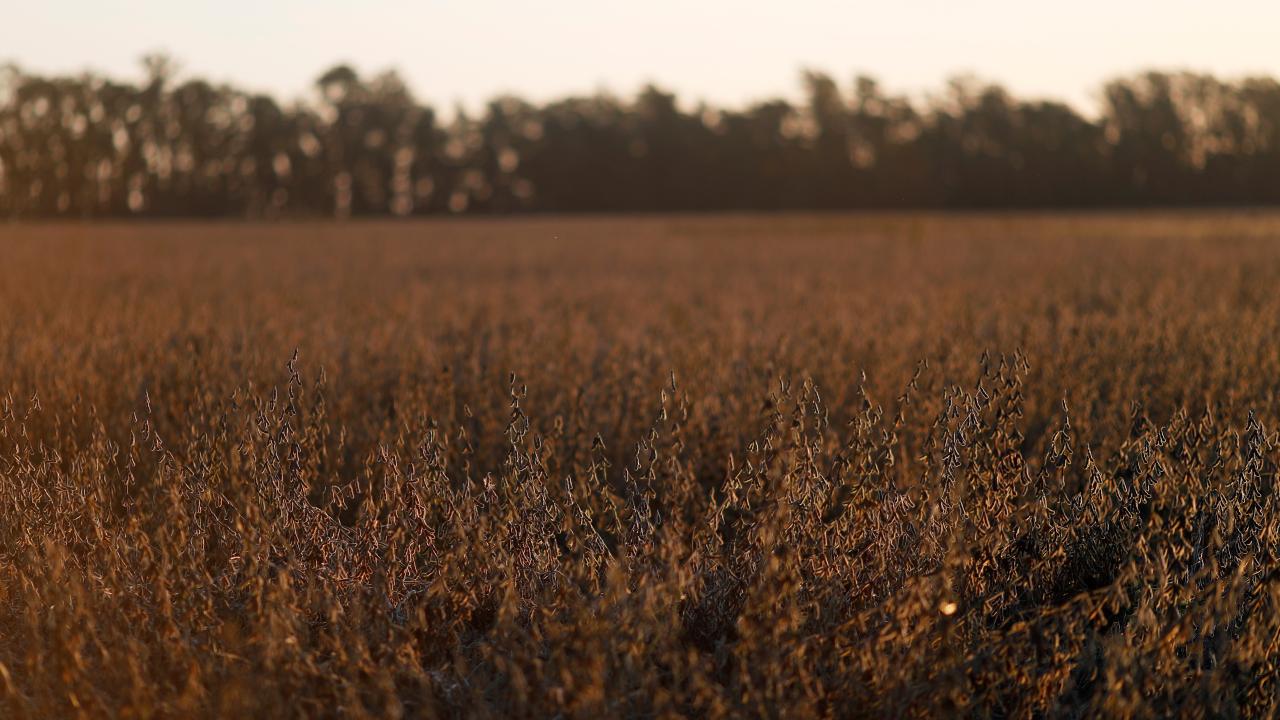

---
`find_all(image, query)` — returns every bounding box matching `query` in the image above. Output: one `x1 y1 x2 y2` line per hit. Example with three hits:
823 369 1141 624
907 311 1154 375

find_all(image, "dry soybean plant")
1 213 1279 718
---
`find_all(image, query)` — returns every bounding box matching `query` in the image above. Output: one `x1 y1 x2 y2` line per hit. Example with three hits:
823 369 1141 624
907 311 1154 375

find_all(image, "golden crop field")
2 212 1280 718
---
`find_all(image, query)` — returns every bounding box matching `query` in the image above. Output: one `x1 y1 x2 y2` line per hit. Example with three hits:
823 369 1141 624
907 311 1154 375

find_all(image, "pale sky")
4 1 1279 116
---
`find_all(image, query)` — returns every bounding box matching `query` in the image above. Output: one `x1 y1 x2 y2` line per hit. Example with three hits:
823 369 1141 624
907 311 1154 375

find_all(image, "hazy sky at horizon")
5 1 1278 115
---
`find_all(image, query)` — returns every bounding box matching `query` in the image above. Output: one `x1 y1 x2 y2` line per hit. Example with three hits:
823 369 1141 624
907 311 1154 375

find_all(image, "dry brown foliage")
1 213 1279 718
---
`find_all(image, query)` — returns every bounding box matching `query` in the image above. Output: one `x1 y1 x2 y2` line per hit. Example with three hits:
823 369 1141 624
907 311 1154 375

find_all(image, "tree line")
2 57 1279 217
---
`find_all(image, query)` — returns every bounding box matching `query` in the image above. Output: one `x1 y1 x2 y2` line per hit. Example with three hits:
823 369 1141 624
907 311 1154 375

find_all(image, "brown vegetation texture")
2 213 1280 718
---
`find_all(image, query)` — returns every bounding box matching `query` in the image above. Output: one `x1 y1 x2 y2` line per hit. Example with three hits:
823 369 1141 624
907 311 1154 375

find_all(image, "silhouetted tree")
2 60 1278 218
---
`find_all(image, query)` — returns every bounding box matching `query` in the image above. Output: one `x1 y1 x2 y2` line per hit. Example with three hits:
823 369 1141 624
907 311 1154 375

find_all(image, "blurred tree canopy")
1 58 1279 217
